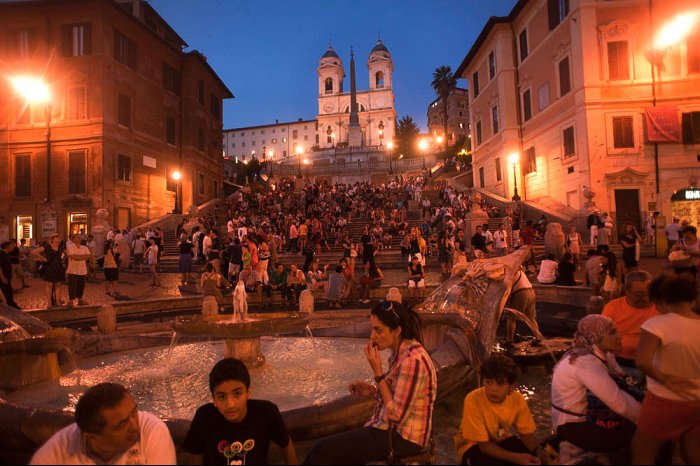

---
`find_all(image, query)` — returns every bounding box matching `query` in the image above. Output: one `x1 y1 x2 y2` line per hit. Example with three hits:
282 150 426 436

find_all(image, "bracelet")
374 373 387 384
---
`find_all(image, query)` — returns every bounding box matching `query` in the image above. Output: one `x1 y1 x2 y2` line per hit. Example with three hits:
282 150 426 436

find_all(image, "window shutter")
682 113 693 144
61 26 72 56
548 0 559 30
83 23 92 55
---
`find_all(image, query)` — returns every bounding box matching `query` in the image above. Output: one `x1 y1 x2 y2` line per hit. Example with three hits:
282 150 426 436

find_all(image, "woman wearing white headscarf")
551 315 641 458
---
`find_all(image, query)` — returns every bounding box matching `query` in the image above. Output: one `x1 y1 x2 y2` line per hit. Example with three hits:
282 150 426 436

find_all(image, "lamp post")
387 141 394 174
172 171 182 214
12 77 52 202
436 135 444 155
295 145 303 178
508 153 521 202
419 139 428 170
378 121 384 147
267 150 274 177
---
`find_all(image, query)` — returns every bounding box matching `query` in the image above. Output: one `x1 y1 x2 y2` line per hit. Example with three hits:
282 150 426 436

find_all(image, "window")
68 150 86 194
240 132 245 136
272 138 277 143
166 117 176 145
15 154 31 197
198 80 205 104
232 142 236 148
67 87 86 120
538 82 551 110
261 129 266 134
559 57 571 96
304 135 308 141
472 72 480 97
476 120 483 145
690 33 700 73
118 93 131 128
479 167 485 188
682 112 700 144
252 131 256 135
519 29 529 62
62 23 91 57
459 122 464 129
282 137 287 143
325 77 333 94
114 31 136 69
495 157 502 182
198 128 205 151
210 94 220 119
376 71 385 88
166 169 177 192
612 116 634 148
488 52 496 80
117 154 131 182
252 141 256 146
548 0 569 31
524 147 537 174
162 64 181 95
491 106 499 134
292 130 298 140
563 126 576 157
523 89 532 122
198 173 205 196
242 142 246 147
607 41 630 81
283 150 287 157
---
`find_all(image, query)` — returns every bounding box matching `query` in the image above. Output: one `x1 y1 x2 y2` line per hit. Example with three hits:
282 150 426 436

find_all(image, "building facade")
0 0 232 243
427 87 470 146
456 0 700 233
316 41 396 149
223 119 318 164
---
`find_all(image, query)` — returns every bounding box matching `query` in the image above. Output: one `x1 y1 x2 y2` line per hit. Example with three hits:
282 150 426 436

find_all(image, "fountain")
0 307 78 392
0 249 535 463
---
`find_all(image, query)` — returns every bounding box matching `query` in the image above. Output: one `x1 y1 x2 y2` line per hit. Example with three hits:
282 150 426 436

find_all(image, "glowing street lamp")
387 141 395 174
172 170 182 214
418 139 429 170
12 76 52 203
508 152 521 202
295 145 304 178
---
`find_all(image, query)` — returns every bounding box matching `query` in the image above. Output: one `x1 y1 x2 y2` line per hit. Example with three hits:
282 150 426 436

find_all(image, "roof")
185 51 234 99
224 119 318 132
322 46 340 59
371 39 389 54
454 0 528 77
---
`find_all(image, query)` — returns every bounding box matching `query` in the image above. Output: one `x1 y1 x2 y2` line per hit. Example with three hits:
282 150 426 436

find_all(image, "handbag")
586 371 644 430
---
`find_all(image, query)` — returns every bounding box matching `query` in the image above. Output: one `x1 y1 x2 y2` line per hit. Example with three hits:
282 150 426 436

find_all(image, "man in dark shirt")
182 358 297 465
228 238 243 283
0 241 20 309
471 225 487 256
208 230 223 274
266 263 288 301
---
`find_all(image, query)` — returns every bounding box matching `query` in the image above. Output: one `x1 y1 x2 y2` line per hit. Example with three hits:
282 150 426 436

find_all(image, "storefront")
68 212 89 237
15 216 33 243
671 187 700 226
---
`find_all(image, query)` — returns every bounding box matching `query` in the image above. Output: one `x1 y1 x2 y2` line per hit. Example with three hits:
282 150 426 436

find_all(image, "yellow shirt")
454 387 536 459
299 224 308 237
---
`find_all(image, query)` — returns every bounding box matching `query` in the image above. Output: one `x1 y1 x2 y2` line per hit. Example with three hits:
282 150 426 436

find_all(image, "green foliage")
395 115 420 157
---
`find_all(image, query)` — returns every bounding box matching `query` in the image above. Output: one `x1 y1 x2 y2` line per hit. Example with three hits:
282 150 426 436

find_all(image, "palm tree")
431 65 457 152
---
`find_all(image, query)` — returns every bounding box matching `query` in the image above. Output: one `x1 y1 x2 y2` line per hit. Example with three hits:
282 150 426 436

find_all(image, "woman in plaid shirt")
305 301 438 464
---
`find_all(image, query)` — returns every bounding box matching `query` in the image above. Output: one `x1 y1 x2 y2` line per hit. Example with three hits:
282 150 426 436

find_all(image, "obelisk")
348 47 363 147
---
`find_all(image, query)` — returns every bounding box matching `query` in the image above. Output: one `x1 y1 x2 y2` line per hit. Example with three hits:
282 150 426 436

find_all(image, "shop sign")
672 188 700 201
41 213 58 237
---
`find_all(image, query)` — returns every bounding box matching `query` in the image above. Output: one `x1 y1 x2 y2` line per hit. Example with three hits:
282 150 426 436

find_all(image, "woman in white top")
632 271 700 465
551 315 640 458
537 254 558 285
566 226 583 269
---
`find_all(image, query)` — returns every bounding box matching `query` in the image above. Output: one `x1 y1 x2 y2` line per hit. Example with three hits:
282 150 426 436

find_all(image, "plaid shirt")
366 339 438 448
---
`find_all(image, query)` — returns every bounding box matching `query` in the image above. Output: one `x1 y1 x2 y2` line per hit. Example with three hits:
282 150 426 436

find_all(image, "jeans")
304 427 423 465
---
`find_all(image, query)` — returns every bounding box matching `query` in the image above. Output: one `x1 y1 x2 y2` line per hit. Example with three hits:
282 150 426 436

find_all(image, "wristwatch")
374 373 387 384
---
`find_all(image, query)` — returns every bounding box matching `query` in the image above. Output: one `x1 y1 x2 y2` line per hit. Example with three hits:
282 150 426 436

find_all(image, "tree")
395 115 420 157
431 65 457 151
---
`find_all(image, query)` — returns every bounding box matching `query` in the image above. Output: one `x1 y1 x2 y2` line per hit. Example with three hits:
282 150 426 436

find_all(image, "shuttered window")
608 41 630 81
612 116 635 148
15 154 31 197
68 151 86 194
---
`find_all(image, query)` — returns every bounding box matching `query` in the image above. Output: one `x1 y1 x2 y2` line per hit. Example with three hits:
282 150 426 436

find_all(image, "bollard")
97 304 117 334
299 289 314 313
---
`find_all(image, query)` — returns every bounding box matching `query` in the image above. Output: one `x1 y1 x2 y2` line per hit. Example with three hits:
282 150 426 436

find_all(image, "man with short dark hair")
30 383 176 465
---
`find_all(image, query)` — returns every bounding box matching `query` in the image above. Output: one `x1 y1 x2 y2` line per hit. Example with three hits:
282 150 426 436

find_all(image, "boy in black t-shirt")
182 358 297 465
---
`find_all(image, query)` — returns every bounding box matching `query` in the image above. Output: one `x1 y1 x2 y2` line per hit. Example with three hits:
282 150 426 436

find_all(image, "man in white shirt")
493 223 508 256
30 383 176 465
227 219 235 239
65 234 92 308
201 231 213 259
665 217 682 252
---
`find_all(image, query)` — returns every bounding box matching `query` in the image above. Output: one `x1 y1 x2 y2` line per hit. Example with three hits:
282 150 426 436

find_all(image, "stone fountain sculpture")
544 223 567 260
90 208 112 260
0 307 78 392
182 205 204 235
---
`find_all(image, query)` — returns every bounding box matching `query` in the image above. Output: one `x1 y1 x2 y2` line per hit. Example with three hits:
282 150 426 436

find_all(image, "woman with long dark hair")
601 252 623 301
305 301 437 464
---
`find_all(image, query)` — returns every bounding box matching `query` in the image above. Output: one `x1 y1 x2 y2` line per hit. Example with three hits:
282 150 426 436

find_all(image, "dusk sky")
149 0 516 131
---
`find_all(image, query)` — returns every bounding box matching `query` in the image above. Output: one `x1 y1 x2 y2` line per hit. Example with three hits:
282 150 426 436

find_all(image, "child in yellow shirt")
455 354 544 465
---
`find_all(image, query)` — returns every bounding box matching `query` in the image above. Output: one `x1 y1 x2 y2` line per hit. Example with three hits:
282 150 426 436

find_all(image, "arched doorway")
671 187 700 226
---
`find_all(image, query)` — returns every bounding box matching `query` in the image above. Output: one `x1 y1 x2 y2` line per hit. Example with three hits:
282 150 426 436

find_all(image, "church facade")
316 40 396 149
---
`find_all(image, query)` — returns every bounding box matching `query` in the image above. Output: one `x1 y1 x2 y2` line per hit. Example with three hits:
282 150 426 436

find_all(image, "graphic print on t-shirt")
218 439 255 465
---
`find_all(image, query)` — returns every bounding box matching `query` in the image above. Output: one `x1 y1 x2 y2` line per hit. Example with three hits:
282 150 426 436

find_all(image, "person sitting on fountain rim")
550 315 641 464
182 358 297 465
505 269 541 347
455 354 546 465
30 382 176 465
304 300 437 465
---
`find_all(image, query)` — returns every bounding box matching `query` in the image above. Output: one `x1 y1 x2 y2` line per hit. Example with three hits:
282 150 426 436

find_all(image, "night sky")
148 0 515 131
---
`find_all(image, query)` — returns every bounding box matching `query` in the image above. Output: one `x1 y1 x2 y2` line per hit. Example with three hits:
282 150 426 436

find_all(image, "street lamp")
267 150 274 177
387 141 395 174
331 132 336 149
508 153 521 202
295 145 304 178
12 76 52 202
378 121 384 147
436 135 444 152
172 170 182 214
418 139 429 170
